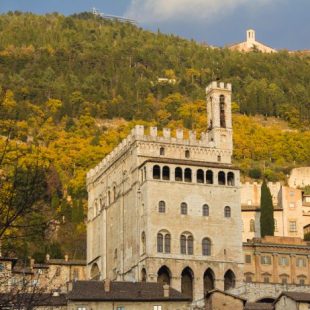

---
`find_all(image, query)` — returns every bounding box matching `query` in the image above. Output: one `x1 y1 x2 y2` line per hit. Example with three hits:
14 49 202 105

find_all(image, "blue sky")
1 0 309 50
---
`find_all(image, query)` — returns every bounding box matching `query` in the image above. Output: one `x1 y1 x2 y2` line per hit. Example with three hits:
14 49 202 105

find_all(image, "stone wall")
230 282 310 302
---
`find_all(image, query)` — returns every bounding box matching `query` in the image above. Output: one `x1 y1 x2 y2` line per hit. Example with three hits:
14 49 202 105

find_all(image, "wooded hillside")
0 12 309 260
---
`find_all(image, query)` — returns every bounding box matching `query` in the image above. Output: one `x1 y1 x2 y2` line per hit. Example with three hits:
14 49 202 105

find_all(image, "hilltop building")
86 81 243 302
228 29 277 53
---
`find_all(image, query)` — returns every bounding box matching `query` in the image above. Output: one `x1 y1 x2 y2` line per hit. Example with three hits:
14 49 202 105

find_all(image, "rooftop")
68 280 191 302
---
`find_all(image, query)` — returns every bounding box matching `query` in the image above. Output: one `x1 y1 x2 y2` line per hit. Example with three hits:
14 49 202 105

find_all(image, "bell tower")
206 81 233 152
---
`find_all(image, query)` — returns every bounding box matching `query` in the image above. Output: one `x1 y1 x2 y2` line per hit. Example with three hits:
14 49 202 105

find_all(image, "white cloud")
125 0 272 23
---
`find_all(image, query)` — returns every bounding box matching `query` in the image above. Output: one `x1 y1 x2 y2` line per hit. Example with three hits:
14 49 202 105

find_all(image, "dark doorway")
224 269 236 291
157 266 171 285
181 267 194 300
203 268 215 295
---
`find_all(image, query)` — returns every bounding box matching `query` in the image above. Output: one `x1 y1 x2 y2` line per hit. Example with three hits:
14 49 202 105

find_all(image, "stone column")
254 251 261 282
272 253 278 283
290 254 296 284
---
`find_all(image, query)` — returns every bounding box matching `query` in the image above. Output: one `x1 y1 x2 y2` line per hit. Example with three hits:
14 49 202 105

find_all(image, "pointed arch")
224 269 236 290
203 268 215 295
157 265 171 285
181 267 194 300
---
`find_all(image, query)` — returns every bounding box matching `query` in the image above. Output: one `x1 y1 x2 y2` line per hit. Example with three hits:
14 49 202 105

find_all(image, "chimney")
104 279 111 292
64 254 69 262
46 254 50 262
163 284 169 298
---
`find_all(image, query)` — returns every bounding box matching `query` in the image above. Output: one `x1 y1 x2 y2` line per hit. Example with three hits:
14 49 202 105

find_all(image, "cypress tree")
260 180 274 237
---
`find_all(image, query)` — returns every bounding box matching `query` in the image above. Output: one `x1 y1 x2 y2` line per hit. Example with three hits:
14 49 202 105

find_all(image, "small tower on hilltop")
206 81 233 152
246 29 256 42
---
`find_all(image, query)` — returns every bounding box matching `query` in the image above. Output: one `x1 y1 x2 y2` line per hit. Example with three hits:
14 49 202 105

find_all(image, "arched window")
220 95 226 128
224 270 236 291
197 169 204 183
153 165 161 179
218 171 226 185
160 147 165 156
250 219 255 232
227 172 235 186
164 234 171 253
202 204 209 216
180 235 186 254
141 231 146 254
162 166 170 180
206 170 213 184
158 201 166 213
224 206 231 218
202 238 211 256
184 168 192 182
187 235 194 255
185 150 190 158
175 167 183 181
180 233 193 255
181 202 188 215
158 231 171 254
157 233 163 253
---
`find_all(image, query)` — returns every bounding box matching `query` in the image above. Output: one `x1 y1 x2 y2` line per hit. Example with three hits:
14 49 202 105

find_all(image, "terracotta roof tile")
68 281 191 302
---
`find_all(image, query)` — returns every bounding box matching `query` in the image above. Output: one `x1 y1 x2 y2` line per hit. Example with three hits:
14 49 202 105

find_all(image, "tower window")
157 231 171 254
187 235 193 255
220 95 226 128
175 167 183 181
164 234 171 253
158 201 166 213
185 150 190 158
160 147 165 156
202 238 211 256
203 204 209 216
157 233 163 252
224 206 231 218
227 172 235 186
197 169 204 183
153 165 161 179
184 168 192 182
218 171 226 185
180 235 186 254
181 202 188 215
206 170 213 184
180 233 194 255
162 166 170 180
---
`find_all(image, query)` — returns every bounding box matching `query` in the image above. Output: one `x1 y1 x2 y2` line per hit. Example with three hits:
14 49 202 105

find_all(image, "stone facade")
205 289 246 310
243 236 310 287
86 81 243 302
241 183 310 242
289 167 310 189
228 29 277 53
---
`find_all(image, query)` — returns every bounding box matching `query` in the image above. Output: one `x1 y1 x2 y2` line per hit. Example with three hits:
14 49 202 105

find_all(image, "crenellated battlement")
86 125 224 183
206 81 232 94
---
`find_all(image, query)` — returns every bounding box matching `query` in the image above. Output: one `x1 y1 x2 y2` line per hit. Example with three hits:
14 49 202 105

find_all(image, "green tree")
260 180 274 237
